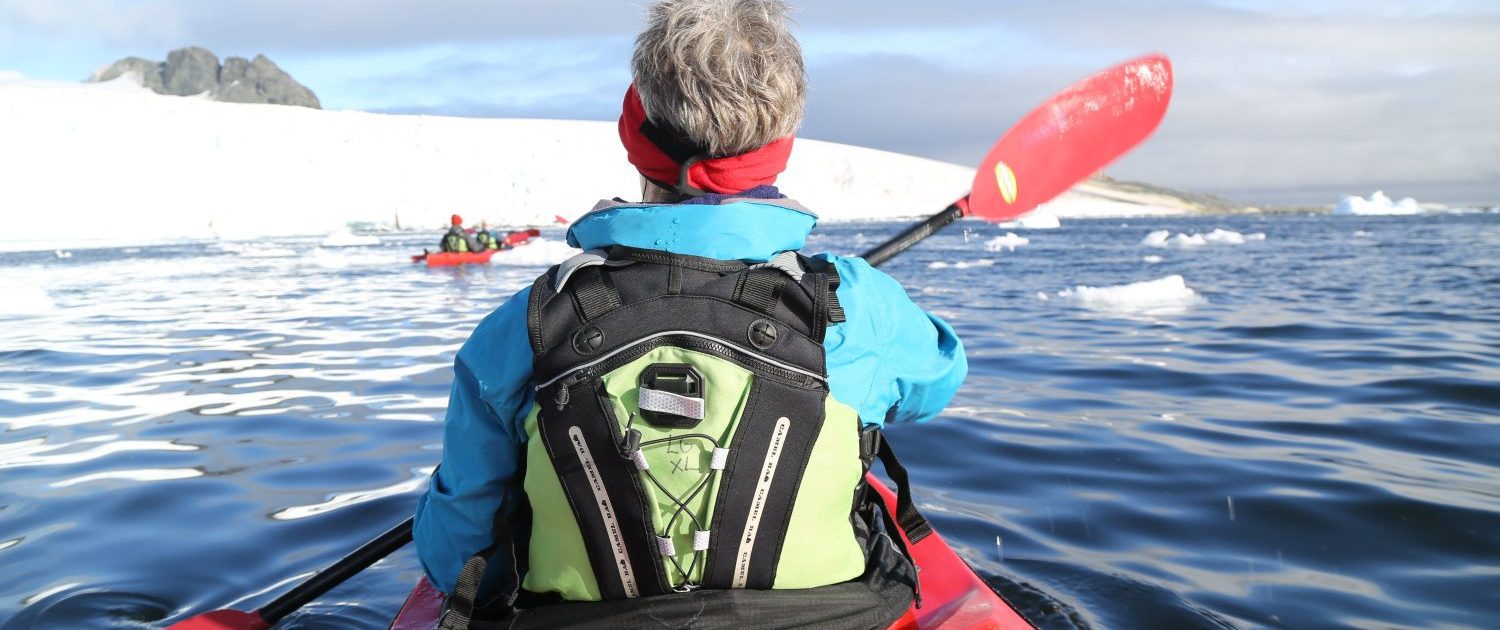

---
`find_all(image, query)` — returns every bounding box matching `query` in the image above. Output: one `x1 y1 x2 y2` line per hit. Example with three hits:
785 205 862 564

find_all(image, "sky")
1 0 1497 206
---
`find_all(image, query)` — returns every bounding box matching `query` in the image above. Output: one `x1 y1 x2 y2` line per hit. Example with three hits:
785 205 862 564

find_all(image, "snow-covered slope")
0 73 1202 252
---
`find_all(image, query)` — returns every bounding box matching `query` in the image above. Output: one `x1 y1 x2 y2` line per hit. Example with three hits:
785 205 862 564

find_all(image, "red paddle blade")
966 54 1173 222
167 609 270 630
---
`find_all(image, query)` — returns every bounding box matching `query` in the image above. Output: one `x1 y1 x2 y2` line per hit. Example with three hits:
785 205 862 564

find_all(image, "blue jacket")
414 195 967 596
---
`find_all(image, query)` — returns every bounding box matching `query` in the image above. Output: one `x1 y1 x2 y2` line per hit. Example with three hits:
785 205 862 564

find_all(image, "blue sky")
2 0 1497 205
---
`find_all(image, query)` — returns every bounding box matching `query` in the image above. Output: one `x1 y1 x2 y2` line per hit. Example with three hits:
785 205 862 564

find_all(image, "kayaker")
413 0 966 627
441 214 483 253
476 222 500 251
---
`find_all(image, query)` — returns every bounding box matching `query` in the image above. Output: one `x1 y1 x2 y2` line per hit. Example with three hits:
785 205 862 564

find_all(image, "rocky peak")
90 47 320 109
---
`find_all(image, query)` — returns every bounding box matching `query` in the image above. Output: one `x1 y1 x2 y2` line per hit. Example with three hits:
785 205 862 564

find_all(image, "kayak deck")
390 475 1031 629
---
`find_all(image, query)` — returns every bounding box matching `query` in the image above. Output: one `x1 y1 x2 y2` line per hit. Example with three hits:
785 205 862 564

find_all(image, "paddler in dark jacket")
413 1 966 627
441 214 483 253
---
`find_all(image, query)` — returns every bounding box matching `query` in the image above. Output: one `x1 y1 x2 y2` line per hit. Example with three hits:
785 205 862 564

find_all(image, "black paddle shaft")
258 517 414 624
859 203 967 268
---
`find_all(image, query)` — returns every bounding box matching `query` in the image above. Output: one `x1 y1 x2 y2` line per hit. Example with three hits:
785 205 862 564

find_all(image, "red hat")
451 214 463 225
618 85 794 196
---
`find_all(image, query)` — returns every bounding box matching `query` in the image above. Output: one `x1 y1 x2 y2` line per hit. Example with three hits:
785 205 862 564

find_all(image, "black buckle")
639 364 704 428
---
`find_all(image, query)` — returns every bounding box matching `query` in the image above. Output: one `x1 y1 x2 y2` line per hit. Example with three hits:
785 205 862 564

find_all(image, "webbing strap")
570 266 621 322
875 435 933 544
637 387 706 420
747 251 805 281
552 249 610 291
437 554 487 630
735 269 786 314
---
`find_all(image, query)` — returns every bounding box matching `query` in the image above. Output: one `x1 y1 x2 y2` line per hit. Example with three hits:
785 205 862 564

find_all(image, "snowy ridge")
0 72 1209 252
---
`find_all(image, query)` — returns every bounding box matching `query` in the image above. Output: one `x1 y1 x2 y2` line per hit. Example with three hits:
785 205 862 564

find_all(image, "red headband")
618 84 794 196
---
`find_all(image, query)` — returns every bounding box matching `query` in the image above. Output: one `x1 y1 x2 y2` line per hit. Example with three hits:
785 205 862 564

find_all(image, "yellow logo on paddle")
995 162 1018 205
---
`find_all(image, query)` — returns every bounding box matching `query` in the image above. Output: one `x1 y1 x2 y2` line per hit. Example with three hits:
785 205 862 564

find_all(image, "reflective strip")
629 449 650 471
710 448 729 470
568 426 639 598
732 416 790 588
657 536 676 557
693 529 711 551
535 330 826 390
638 387 705 420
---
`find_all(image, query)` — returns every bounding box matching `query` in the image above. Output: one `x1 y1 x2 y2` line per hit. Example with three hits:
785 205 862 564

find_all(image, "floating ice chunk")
1203 228 1245 244
53 249 72 258
984 233 1030 252
1171 233 1208 248
1334 191 1423 215
0 279 56 315
1142 229 1263 248
320 231 379 247
929 259 996 270
1143 255 1164 264
489 238 577 266
997 213 1061 230
1054 275 1205 315
1354 230 1372 237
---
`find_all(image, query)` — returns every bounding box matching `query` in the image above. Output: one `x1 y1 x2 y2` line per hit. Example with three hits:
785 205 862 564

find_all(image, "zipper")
537 331 822 393
554 371 591 410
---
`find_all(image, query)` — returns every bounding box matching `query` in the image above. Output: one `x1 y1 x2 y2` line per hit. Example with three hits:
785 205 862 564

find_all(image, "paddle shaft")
860 203 967 268
257 517 413 625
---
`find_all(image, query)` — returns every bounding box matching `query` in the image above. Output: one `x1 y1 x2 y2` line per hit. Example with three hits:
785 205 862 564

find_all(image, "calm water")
1 214 1497 629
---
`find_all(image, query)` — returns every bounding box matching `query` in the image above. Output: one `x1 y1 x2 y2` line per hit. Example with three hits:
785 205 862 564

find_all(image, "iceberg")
984 233 1030 252
1052 275 1205 316
1142 229 1264 248
1334 191 1423 216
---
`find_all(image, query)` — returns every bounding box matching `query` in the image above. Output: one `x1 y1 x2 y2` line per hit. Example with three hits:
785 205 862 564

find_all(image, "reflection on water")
1 217 1497 628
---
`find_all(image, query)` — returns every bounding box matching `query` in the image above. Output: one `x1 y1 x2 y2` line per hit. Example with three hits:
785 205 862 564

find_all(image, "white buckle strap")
710 447 729 470
637 387 705 420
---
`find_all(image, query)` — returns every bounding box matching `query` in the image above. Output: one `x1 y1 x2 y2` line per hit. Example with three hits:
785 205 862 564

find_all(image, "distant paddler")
439 214 483 253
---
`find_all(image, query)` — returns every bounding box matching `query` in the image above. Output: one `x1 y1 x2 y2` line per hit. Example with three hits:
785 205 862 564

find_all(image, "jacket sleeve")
413 286 535 595
820 255 967 425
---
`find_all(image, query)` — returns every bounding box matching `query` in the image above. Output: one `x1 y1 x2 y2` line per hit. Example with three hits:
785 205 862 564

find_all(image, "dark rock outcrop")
216 55 320 107
89 47 320 109
160 47 221 96
90 57 164 92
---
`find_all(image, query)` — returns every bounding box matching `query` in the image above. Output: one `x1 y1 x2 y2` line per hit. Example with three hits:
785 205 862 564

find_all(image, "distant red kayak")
388 475 1032 629
411 229 541 267
418 250 497 267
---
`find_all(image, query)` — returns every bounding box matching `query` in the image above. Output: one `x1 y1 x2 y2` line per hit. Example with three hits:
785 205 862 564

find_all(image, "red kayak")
389 475 1032 629
412 229 541 267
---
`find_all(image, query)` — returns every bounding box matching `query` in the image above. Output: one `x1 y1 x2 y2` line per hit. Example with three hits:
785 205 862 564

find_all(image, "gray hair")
632 0 806 157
